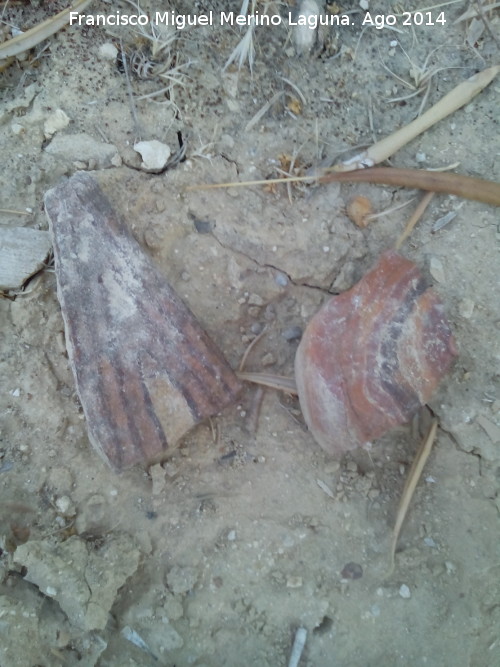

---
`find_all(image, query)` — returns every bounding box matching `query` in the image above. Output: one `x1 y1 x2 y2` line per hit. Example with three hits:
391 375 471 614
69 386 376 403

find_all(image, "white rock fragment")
98 42 118 60
121 626 155 657
11 122 25 135
55 495 75 517
0 227 52 291
134 140 171 171
359 0 370 10
399 584 411 599
293 0 320 54
429 256 445 283
458 297 475 319
44 109 71 138
316 478 335 499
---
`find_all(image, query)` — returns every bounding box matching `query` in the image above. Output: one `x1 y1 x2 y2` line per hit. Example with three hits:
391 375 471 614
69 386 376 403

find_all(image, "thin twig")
0 208 31 215
188 167 500 207
238 328 267 372
387 419 438 576
335 65 499 171
0 0 93 59
394 192 435 250
120 39 141 140
237 371 298 395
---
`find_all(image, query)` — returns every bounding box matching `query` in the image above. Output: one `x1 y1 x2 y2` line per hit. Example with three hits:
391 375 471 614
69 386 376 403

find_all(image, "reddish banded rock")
295 250 457 455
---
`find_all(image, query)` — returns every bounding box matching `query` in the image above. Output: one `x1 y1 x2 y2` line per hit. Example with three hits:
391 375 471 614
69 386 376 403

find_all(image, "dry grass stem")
0 0 93 59
238 328 267 372
365 197 415 223
453 1 500 23
223 0 256 72
394 192 435 250
190 167 500 207
387 418 438 576
334 66 500 171
236 371 298 395
319 167 500 206
0 208 31 215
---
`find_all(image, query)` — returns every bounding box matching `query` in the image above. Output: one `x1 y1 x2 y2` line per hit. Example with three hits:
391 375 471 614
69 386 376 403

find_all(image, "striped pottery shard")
45 172 241 470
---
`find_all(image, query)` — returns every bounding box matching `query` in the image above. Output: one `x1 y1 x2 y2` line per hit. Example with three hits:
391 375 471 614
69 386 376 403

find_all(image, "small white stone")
429 256 445 284
399 584 411 599
227 530 236 541
55 495 72 515
11 122 25 135
45 586 57 597
98 43 118 60
44 109 71 138
293 0 320 54
134 140 171 171
445 561 456 575
458 298 475 319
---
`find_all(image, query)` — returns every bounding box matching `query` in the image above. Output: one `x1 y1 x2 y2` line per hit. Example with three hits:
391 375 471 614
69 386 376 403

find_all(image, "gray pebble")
282 325 302 341
250 322 264 335
274 272 288 287
261 352 276 367
248 293 264 306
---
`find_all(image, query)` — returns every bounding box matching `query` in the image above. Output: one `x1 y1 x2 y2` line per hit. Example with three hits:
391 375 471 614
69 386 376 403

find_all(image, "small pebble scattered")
282 326 302 341
399 584 411 599
341 562 363 580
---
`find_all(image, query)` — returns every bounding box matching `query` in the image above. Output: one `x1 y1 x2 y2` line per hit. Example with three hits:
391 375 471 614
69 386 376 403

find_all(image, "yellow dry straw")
0 0 93 60
334 65 500 171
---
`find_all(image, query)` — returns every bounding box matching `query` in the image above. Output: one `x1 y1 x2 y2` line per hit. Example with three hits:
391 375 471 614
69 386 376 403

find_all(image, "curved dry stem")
387 419 438 577
0 0 93 59
319 167 500 207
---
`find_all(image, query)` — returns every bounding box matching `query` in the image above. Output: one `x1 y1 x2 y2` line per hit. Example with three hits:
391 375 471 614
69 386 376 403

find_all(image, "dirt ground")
1 1 499 665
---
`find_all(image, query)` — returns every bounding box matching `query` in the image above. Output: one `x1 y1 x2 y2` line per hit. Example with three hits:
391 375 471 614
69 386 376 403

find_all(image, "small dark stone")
341 562 363 580
193 218 213 234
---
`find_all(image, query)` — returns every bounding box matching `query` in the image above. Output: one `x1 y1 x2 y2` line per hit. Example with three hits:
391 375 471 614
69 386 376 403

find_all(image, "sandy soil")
1 1 499 665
